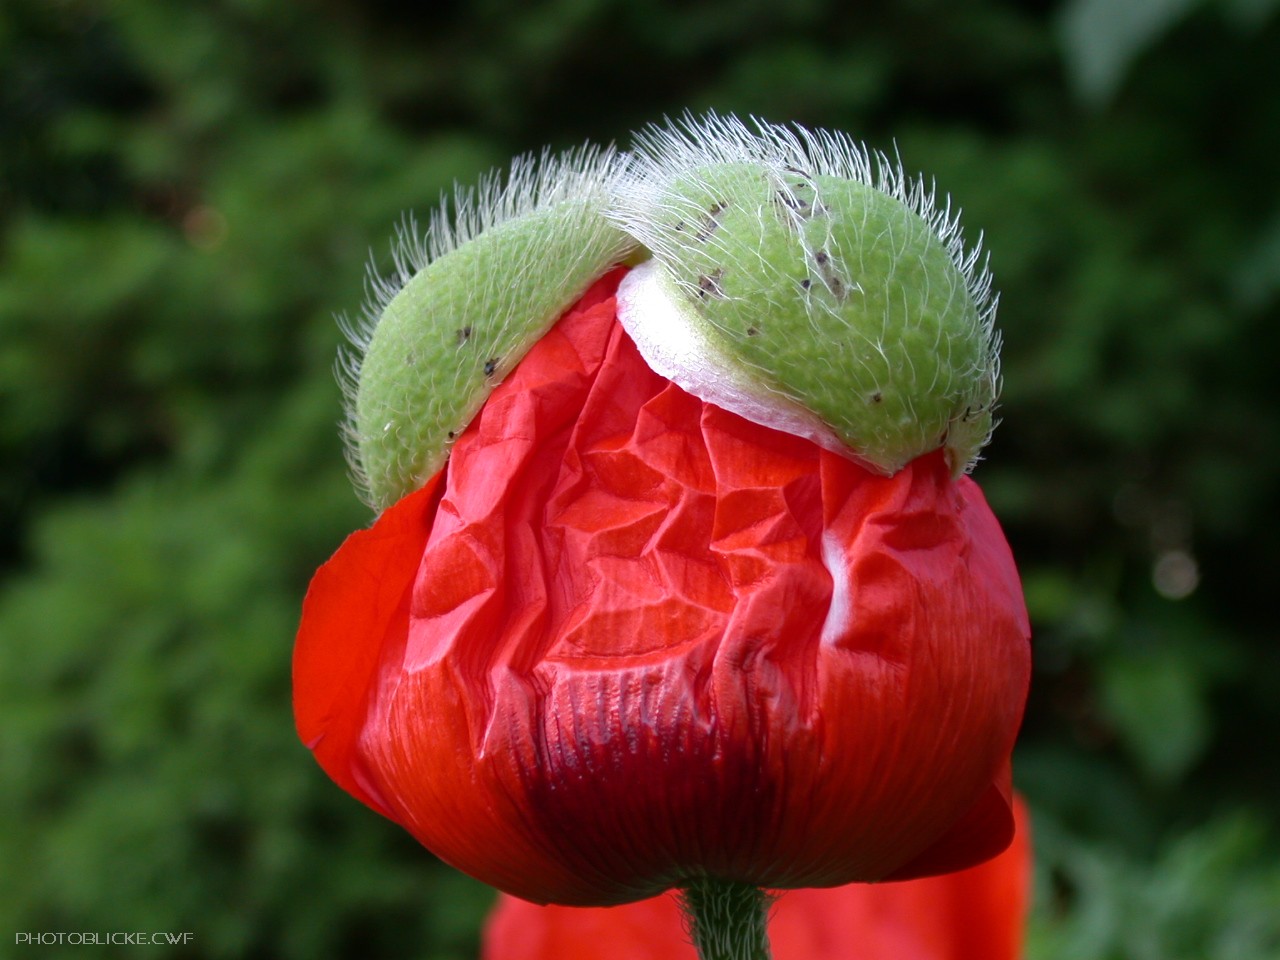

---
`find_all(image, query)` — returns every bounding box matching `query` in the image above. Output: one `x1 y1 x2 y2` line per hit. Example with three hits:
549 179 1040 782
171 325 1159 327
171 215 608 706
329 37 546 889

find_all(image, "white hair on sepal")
616 110 997 329
340 142 637 511
344 143 629 351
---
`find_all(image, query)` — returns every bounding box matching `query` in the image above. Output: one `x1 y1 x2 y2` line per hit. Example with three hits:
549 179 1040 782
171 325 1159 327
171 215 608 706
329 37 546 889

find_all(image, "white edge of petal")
617 259 874 466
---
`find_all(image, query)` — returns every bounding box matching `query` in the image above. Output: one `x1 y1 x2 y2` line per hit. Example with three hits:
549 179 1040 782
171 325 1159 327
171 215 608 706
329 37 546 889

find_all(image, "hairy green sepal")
351 170 633 511
620 154 997 476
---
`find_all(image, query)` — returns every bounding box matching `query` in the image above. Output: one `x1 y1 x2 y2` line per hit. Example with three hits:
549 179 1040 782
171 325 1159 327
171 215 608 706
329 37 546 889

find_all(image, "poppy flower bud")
295 117 1030 912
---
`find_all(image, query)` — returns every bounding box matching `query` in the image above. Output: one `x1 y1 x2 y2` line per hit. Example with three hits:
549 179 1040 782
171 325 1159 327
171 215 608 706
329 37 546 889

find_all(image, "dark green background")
3 1 1278 957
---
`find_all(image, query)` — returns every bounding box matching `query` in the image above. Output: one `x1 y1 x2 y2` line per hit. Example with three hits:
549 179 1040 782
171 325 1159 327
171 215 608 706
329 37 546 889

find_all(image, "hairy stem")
679 878 773 960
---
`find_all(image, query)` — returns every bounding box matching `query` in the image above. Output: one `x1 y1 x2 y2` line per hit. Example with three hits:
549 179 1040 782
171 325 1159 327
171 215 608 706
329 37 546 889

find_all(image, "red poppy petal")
297 265 1030 904
484 891 694 960
885 760 1015 882
292 473 443 816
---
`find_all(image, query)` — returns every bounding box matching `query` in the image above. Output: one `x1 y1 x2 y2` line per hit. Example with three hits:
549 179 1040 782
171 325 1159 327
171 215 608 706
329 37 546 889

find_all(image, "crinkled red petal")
294 268 1031 905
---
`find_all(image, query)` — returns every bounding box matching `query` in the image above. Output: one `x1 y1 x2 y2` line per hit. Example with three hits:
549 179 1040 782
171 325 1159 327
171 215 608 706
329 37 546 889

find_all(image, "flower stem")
679 878 773 960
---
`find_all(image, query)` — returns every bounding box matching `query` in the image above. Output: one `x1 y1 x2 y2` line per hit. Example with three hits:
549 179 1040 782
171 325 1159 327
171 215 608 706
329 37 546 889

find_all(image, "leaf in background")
1224 0 1280 28
1097 647 1210 783
1058 0 1204 104
1028 809 1280 959
1232 205 1280 308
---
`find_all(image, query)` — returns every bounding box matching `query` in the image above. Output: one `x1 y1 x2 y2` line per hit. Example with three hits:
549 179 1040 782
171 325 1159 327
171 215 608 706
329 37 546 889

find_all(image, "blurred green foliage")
2 0 1278 957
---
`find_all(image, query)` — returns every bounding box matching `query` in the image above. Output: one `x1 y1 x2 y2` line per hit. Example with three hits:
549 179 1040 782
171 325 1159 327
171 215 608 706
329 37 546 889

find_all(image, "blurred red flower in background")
482 797 1032 960
294 268 1030 906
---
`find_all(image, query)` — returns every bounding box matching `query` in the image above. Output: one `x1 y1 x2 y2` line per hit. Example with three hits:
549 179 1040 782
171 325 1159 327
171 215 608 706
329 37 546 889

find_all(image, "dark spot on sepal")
774 189 826 221
484 357 500 377
694 201 727 242
811 249 849 301
697 268 725 300
457 326 473 345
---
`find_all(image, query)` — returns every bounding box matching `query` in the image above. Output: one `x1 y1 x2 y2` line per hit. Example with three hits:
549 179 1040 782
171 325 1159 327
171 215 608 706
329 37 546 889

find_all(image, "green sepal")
613 115 1000 477
344 148 636 511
